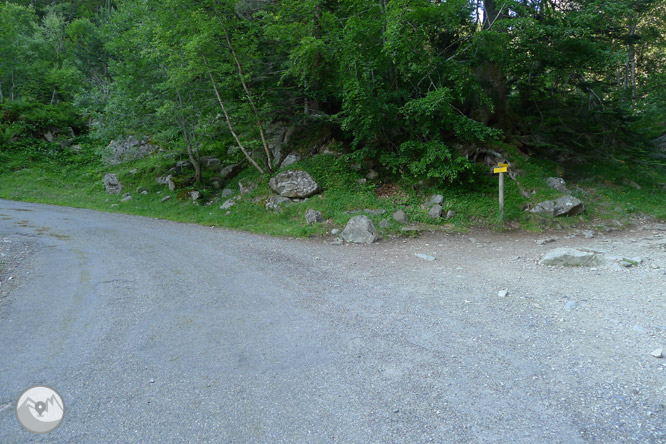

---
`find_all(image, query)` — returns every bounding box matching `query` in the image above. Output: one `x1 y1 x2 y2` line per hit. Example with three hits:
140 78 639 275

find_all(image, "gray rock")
103 174 123 194
120 194 132 202
156 175 171 186
651 348 663 358
445 210 456 220
269 170 321 198
331 237 344 246
364 209 386 216
357 178 367 185
427 195 444 207
221 188 234 198
564 301 579 311
265 195 292 211
428 204 443 219
129 168 139 175
280 153 301 168
583 230 595 239
305 209 324 224
200 156 221 170
365 169 379 180
239 180 256 195
331 229 340 235
531 196 585 217
536 237 557 246
160 196 171 203
379 219 389 229
167 176 176 191
414 253 436 261
104 136 157 164
619 257 642 268
392 210 408 224
540 248 603 267
220 163 243 180
44 131 54 142
140 190 148 195
188 190 201 201
342 215 377 244
220 199 236 210
546 177 570 194
498 289 509 298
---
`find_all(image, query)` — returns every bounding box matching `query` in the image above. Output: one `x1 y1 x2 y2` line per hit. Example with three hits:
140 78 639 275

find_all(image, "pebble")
331 229 340 235
498 289 509 298
149 378 155 384
414 253 436 261
651 348 663 359
564 301 578 311
161 196 171 203
536 238 557 246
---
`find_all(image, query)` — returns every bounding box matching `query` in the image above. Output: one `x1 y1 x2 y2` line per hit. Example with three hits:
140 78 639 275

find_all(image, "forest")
1 0 665 230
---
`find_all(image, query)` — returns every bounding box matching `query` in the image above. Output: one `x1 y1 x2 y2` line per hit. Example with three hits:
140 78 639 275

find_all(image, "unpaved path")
0 199 664 443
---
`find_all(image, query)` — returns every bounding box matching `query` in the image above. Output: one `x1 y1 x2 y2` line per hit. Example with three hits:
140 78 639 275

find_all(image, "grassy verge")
1 141 665 238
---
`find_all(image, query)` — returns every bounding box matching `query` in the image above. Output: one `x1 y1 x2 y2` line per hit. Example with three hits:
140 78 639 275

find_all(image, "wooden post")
499 171 504 222
494 163 509 223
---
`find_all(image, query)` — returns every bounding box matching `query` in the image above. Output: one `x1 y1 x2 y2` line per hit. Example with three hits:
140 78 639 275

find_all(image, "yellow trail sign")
498 163 509 168
494 166 507 174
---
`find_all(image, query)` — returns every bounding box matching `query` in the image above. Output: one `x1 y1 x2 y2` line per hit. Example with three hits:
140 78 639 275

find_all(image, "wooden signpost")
494 163 509 222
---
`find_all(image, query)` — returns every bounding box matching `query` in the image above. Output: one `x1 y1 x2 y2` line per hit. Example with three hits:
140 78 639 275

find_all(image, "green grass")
1 140 665 238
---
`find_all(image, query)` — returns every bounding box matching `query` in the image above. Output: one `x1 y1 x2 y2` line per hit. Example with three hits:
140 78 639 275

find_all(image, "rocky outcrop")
342 215 377 244
269 170 321 198
103 174 123 194
105 136 158 165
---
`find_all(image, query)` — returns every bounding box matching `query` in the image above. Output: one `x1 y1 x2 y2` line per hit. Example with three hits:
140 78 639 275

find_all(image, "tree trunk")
476 0 509 128
175 90 202 183
203 55 265 175
219 23 273 171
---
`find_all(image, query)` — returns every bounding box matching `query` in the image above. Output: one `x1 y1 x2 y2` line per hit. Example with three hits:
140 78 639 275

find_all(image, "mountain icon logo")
15 385 65 433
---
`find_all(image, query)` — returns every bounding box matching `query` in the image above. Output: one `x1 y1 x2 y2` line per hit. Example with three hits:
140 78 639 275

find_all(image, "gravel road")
0 199 664 443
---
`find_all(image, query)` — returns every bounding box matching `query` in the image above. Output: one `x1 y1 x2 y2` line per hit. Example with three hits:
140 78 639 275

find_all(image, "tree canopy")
1 0 664 181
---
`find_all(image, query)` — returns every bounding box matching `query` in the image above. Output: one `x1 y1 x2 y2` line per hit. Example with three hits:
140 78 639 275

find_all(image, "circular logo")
15 385 65 434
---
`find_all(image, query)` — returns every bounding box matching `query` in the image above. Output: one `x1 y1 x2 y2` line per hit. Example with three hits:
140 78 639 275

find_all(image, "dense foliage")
1 0 664 182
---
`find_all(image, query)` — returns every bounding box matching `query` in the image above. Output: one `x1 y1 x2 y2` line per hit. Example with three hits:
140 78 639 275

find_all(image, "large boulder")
540 248 603 267
103 174 123 194
342 215 377 244
545 177 570 194
269 170 321 198
531 196 584 217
